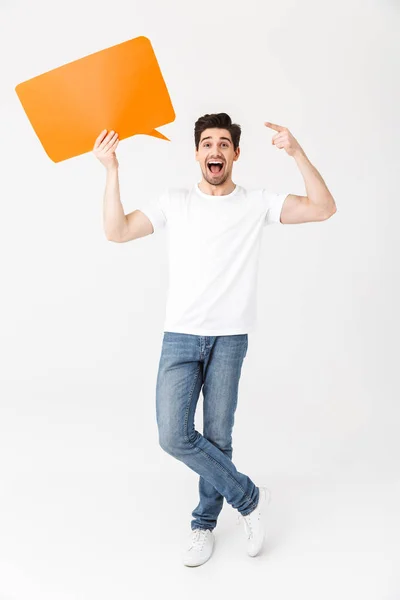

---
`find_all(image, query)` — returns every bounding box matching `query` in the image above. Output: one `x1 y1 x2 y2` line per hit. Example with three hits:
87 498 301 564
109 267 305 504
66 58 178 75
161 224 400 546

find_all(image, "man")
93 113 336 567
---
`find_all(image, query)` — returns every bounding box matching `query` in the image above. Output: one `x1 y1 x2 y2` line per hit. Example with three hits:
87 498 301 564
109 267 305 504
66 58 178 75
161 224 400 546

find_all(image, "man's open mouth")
207 161 224 175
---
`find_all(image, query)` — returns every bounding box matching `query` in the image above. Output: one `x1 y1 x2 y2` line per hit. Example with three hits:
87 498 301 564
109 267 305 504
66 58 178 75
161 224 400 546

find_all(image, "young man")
94 113 336 567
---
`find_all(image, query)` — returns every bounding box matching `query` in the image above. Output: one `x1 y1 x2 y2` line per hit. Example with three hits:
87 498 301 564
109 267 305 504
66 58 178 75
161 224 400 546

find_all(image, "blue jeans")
156 332 260 531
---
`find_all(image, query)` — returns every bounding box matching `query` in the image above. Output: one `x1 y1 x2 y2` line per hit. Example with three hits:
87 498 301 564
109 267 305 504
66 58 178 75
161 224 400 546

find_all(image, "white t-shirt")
137 183 288 336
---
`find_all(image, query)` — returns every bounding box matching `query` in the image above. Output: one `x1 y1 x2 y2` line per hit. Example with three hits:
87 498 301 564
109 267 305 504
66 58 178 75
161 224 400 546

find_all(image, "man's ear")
234 147 240 161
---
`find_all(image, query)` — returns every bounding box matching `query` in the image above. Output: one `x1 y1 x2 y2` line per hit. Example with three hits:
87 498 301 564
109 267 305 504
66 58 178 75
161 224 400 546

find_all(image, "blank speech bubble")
15 36 176 162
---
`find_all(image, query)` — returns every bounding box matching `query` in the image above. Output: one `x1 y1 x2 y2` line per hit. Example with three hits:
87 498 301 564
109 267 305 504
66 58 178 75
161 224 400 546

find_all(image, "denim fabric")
156 331 259 531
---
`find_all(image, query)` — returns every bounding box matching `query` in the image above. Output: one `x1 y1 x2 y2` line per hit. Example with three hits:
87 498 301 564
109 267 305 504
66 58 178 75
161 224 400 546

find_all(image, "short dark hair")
194 113 241 151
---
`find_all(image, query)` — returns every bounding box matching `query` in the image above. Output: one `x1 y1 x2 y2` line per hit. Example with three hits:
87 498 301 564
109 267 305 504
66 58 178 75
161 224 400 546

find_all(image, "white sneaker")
236 486 271 557
182 528 215 567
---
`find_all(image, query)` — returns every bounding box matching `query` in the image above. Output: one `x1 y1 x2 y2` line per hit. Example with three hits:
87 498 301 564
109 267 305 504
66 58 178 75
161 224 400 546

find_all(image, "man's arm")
102 166 126 240
264 122 337 224
111 208 154 242
93 129 153 242
102 166 154 242
280 149 336 224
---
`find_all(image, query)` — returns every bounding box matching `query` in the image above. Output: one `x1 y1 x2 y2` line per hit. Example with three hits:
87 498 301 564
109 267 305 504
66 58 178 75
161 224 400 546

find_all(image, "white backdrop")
1 0 399 598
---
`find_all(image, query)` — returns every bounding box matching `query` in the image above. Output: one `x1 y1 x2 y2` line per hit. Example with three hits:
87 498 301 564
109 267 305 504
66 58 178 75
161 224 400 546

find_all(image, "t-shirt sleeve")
262 190 290 226
136 189 169 234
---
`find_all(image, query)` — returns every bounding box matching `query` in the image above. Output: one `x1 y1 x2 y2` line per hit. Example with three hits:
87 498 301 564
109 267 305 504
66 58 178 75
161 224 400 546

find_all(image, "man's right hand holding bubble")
93 129 119 170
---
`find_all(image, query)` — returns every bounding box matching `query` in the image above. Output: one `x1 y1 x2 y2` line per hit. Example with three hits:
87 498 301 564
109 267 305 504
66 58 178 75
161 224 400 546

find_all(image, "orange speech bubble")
15 36 175 163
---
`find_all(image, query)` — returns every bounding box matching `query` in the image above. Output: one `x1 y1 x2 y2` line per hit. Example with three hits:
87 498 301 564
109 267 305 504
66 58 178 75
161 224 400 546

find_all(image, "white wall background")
0 0 399 598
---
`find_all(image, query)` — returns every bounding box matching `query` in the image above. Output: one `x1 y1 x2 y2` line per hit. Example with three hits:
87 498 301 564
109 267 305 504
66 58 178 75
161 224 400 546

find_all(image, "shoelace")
189 528 210 551
236 488 272 539
236 511 256 539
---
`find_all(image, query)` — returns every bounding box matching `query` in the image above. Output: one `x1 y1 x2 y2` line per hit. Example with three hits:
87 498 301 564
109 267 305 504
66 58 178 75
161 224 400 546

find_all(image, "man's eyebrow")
200 136 232 144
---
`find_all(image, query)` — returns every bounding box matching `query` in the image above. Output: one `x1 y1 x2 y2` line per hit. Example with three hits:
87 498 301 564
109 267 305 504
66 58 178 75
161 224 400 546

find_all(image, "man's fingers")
95 132 117 153
94 129 109 148
264 121 284 132
99 131 116 148
94 129 117 150
102 133 118 151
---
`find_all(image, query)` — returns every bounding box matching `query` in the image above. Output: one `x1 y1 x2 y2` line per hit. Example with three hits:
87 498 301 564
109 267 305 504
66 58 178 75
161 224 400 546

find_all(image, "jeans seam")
191 444 258 512
183 363 257 512
183 362 202 451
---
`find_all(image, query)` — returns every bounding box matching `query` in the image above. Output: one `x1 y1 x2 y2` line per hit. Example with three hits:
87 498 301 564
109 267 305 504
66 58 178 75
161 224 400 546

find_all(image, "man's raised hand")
93 129 120 170
264 122 303 158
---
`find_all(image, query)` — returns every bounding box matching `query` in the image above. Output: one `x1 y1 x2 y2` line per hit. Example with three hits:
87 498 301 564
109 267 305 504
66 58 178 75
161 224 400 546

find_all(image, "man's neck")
197 179 236 196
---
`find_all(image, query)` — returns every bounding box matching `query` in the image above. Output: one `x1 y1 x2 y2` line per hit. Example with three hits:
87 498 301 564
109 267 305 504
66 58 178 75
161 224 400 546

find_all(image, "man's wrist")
293 148 307 162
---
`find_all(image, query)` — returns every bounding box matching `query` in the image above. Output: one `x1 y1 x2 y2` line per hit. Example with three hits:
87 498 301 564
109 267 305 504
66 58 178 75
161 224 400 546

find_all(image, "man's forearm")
103 166 127 240
293 149 336 215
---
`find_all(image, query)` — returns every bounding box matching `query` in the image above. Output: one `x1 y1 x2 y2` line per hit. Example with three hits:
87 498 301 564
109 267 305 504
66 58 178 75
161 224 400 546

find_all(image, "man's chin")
204 173 228 186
